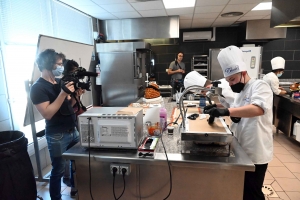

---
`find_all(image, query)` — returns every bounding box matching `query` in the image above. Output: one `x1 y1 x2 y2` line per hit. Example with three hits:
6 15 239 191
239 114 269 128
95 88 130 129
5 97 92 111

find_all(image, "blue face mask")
277 73 282 78
52 65 64 76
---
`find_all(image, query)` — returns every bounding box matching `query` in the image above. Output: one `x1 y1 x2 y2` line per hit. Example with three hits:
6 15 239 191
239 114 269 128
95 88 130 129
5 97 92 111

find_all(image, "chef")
204 46 273 200
263 56 288 96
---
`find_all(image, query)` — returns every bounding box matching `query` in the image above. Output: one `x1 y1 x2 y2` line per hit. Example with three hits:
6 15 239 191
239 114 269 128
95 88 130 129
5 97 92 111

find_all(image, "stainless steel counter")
63 98 254 200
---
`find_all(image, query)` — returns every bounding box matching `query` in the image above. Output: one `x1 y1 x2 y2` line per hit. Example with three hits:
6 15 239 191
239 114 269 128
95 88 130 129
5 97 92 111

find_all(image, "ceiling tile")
243 10 271 16
100 3 135 12
222 4 257 12
192 18 215 23
180 23 192 28
112 11 142 19
212 21 234 27
196 0 229 6
131 1 164 11
195 5 225 13
238 16 265 21
73 5 107 14
92 0 128 5
138 9 167 17
193 12 220 19
60 0 96 6
180 14 193 20
191 21 213 28
180 19 192 25
127 0 162 2
91 12 118 20
166 7 194 15
228 0 262 4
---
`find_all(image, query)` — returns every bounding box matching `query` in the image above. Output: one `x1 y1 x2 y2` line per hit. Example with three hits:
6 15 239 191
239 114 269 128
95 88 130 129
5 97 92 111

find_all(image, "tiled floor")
35 127 300 200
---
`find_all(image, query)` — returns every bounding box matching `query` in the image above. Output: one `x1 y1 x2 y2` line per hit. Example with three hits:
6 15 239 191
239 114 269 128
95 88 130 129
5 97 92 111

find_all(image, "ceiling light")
252 2 272 10
221 12 243 17
163 0 195 9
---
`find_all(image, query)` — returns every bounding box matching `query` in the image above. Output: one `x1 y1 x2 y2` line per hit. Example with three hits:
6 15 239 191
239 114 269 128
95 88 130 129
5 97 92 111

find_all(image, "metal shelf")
191 55 208 75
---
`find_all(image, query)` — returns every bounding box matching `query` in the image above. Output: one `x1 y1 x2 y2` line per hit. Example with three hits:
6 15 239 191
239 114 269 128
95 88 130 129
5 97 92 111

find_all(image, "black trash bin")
0 131 37 200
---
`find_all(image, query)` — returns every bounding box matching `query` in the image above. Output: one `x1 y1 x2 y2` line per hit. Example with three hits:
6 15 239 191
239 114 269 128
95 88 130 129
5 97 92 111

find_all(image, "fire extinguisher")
95 62 101 85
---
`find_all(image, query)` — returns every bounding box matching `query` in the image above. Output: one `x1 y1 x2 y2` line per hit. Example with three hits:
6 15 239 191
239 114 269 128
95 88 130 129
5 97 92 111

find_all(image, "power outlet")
110 164 120 175
119 163 131 176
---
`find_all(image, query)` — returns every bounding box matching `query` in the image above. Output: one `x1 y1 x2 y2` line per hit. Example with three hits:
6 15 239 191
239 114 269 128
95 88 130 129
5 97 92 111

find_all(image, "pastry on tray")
144 83 160 99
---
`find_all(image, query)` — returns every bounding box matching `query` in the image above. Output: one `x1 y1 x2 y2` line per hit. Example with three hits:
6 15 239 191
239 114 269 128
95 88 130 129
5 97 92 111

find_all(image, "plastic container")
294 92 300 100
293 120 300 142
199 95 206 108
160 107 167 131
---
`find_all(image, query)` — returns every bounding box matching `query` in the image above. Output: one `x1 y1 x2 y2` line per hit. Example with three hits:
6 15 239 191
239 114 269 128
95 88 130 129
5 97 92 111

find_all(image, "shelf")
191 55 208 77
194 69 207 71
194 64 208 66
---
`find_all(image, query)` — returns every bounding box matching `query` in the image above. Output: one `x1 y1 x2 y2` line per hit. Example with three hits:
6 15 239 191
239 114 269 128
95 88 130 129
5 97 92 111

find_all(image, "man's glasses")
56 63 63 66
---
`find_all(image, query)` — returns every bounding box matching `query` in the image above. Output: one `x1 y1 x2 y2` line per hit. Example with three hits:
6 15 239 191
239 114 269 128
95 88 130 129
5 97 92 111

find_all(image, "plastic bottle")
199 95 206 108
159 107 167 131
95 65 101 85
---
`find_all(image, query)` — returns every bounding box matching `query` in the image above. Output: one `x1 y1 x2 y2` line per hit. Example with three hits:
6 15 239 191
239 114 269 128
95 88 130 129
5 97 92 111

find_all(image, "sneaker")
70 187 78 197
63 177 71 187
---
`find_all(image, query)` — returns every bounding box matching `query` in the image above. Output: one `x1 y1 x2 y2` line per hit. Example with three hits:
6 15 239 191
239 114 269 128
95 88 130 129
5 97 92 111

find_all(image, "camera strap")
61 82 72 94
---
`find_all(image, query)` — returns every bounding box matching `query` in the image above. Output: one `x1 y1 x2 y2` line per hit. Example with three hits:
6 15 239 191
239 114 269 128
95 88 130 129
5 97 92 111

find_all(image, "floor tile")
276 154 300 163
273 140 282 147
273 146 291 155
268 167 296 178
288 150 300 160
286 192 300 200
275 178 300 192
265 170 274 180
276 191 291 200
284 163 300 173
271 180 283 192
293 172 300 180
269 157 285 167
264 179 274 185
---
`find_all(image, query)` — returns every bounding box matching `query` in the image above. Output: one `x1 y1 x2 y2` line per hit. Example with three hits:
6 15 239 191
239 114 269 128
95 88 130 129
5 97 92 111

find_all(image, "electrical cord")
116 169 127 200
112 167 118 200
87 117 94 200
160 122 173 200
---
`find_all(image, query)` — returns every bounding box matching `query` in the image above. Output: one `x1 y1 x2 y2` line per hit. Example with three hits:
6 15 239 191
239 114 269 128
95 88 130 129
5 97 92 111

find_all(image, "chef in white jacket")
204 46 273 200
263 56 288 96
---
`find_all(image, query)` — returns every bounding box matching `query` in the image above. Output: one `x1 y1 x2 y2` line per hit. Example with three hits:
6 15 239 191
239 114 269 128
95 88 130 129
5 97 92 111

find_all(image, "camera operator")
30 49 79 200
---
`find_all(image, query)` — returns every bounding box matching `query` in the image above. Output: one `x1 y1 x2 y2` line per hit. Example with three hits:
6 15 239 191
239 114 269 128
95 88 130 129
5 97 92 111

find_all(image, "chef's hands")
203 104 216 113
204 107 230 117
177 69 184 73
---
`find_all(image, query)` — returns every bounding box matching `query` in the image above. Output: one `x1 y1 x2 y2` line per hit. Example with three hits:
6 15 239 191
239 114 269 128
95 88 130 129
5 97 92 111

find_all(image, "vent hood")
271 0 300 28
239 19 286 42
100 16 179 41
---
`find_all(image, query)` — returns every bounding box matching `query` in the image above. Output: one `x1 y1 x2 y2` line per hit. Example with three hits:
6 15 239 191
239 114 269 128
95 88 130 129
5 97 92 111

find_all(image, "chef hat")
271 57 285 70
184 71 207 89
217 46 247 78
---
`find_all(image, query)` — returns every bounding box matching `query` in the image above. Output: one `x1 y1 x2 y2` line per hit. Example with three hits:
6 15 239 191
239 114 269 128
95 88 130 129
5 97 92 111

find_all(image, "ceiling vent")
183 28 216 42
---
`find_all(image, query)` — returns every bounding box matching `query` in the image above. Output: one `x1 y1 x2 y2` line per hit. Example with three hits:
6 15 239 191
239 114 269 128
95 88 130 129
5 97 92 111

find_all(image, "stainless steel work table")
63 98 255 200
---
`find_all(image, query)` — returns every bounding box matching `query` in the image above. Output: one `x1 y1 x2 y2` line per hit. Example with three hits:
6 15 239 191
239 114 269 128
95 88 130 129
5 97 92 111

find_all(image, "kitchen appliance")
209 46 262 80
96 42 153 106
78 107 143 149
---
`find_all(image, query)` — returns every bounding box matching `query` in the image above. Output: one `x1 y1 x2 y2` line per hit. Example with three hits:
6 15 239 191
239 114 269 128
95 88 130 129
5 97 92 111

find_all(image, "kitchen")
1 0 300 200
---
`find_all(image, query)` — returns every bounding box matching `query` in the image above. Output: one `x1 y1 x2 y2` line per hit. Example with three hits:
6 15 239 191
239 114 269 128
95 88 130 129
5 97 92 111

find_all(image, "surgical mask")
277 73 282 78
52 65 64 76
230 73 245 93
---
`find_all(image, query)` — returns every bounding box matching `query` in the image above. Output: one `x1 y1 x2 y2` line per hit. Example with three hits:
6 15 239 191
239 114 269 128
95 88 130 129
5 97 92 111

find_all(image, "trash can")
0 131 37 200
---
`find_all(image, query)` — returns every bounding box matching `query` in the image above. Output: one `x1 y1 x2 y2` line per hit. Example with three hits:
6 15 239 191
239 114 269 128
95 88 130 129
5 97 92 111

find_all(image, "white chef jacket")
218 78 236 108
263 72 281 95
231 78 273 164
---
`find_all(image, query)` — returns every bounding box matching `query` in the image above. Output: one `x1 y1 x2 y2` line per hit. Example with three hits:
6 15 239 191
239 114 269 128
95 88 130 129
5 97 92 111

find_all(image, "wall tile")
294 51 300 60
263 40 285 51
273 51 294 60
284 28 297 40
296 29 300 40
280 70 292 79
158 54 176 63
285 61 300 70
155 63 169 73
285 40 300 50
262 51 273 61
292 70 300 79
151 46 168 54
166 45 180 54
262 60 272 71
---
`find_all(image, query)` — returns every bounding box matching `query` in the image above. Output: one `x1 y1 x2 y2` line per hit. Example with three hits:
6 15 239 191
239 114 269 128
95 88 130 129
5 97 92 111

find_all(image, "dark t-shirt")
30 77 76 135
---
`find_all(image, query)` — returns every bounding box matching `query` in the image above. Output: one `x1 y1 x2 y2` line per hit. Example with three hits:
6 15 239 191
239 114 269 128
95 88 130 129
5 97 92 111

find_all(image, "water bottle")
95 65 101 85
160 107 167 131
199 95 206 108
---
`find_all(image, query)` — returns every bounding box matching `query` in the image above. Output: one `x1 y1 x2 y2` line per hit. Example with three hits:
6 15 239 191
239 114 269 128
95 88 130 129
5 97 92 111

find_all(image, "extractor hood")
271 0 300 28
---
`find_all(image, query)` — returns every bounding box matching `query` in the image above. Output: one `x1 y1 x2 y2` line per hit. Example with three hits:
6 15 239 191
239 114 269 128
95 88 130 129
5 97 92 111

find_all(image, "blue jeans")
46 128 79 200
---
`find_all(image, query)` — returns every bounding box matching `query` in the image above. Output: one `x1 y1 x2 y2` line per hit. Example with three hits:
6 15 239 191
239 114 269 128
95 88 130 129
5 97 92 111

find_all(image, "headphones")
36 49 57 71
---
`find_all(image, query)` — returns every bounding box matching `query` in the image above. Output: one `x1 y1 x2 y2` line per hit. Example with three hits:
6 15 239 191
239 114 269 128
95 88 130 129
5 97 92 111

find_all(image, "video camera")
61 67 97 91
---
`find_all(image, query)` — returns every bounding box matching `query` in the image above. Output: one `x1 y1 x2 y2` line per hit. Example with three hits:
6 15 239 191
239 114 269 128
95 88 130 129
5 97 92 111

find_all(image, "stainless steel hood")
271 0 300 28
239 19 286 41
100 16 179 41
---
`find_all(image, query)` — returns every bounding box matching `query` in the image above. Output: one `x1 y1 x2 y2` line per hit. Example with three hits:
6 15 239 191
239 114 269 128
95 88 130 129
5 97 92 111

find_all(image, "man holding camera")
30 49 81 200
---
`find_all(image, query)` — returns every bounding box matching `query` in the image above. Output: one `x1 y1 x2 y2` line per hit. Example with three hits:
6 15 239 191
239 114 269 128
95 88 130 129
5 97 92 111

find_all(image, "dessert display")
290 82 300 92
144 83 160 99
